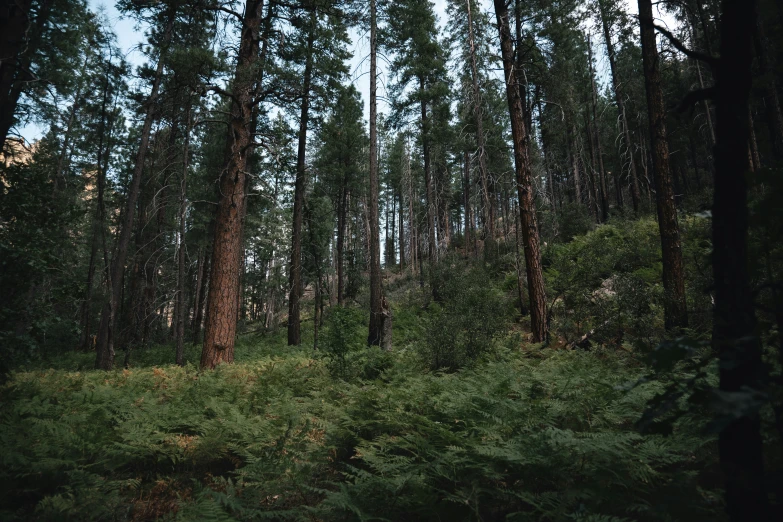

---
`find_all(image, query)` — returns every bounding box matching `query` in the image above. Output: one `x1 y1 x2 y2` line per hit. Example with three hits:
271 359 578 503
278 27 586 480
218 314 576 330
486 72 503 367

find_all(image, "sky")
18 0 677 143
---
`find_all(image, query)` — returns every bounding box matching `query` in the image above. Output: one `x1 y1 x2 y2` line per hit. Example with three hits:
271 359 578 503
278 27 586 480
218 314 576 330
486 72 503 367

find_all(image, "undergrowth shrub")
423 261 511 371
319 306 380 380
545 219 666 348
318 349 722 522
544 215 713 349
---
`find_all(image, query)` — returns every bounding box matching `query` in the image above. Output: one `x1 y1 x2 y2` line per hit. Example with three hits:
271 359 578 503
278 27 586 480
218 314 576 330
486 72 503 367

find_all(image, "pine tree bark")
638 0 688 330
598 0 641 212
201 0 265 368
494 0 548 343
95 12 175 370
287 7 316 346
713 0 771 518
368 0 384 346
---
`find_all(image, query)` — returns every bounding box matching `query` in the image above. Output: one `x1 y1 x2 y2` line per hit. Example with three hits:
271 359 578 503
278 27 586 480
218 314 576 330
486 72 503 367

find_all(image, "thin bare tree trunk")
420 80 437 269
175 109 192 366
95 12 175 370
368 0 384 346
599 0 640 212
287 7 316 346
466 0 493 243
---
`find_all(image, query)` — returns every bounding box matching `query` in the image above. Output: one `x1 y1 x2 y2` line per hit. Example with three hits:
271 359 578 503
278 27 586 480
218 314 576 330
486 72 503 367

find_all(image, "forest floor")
1 219 728 521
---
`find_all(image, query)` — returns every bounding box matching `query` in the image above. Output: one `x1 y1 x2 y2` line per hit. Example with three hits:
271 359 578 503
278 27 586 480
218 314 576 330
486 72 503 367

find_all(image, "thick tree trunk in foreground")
599 0 640 212
494 0 548 343
201 0 265 368
638 0 688 330
95 14 174 370
287 8 316 346
712 0 770 519
368 0 384 346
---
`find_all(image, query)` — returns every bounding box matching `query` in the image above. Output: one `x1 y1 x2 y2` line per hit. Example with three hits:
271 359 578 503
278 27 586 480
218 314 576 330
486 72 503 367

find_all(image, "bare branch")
653 23 718 69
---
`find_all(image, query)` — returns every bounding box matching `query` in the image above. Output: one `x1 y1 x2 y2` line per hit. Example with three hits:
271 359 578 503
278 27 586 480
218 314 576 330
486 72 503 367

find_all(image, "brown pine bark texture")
201 0 265 368
638 0 688 330
494 0 548 343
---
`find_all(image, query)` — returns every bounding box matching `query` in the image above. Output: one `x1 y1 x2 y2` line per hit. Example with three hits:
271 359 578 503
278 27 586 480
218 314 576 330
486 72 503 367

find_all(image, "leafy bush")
423 262 511 371
545 219 671 348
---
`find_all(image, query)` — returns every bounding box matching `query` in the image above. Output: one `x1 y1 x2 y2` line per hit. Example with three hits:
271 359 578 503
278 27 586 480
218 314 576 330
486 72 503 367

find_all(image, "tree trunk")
463 150 472 255
286 8 316 346
368 0 384 346
537 99 558 212
513 201 527 317
436 161 451 252
749 108 761 170
201 0 265 368
175 109 192 366
95 13 175 370
494 0 548 343
599 0 640 212
337 183 347 305
194 248 210 342
687 16 717 145
398 189 405 269
420 81 437 268
191 246 205 341
466 0 493 242
406 139 417 273
638 0 688 330
79 58 114 351
567 123 582 203
713 0 771 518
